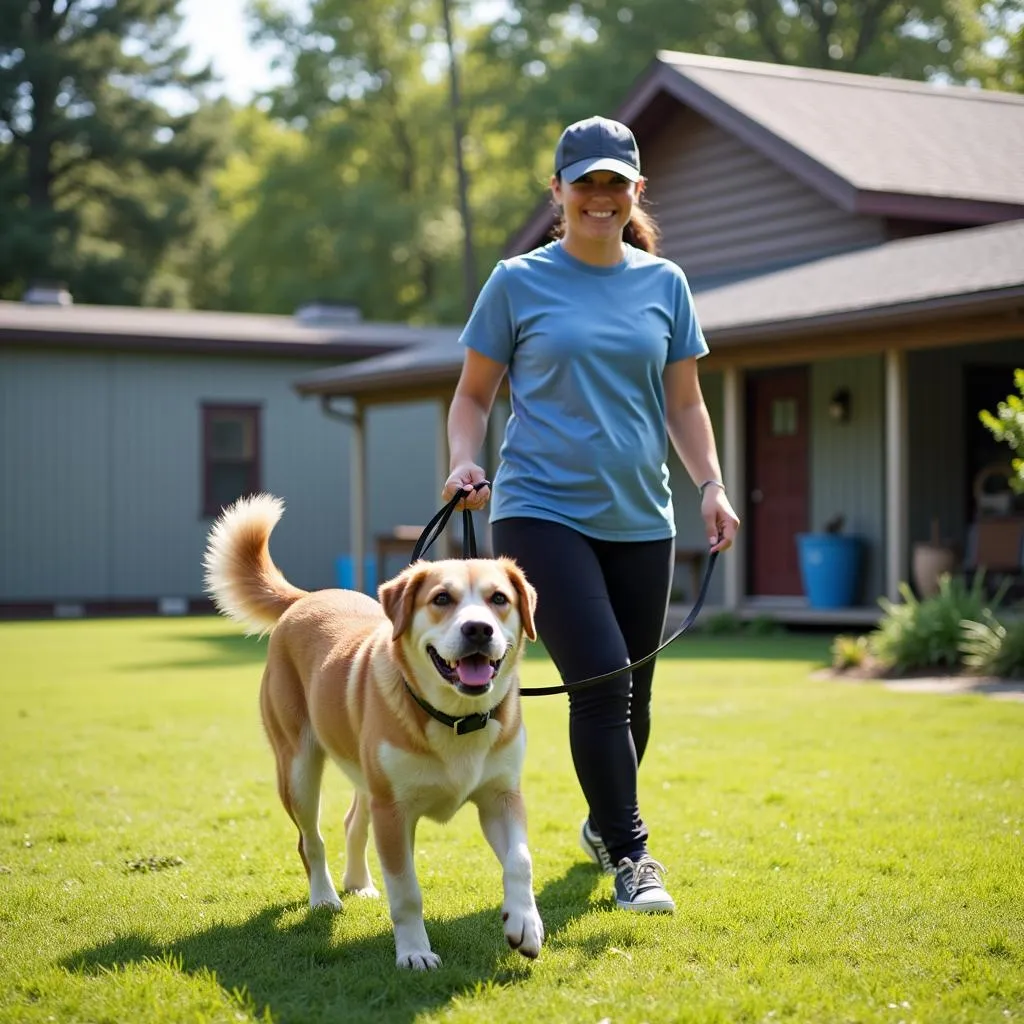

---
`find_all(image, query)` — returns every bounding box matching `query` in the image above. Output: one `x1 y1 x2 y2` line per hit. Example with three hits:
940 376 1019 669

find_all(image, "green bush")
831 633 870 669
960 611 1024 679
870 573 1004 673
701 611 745 635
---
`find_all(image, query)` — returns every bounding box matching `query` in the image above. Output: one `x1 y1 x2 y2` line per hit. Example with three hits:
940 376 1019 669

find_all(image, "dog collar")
403 680 498 736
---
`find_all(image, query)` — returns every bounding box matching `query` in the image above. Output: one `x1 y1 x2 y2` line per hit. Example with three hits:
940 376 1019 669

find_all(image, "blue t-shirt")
460 241 708 541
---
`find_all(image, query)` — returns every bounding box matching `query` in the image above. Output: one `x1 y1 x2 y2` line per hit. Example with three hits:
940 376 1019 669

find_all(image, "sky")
176 0 513 105
177 0 307 104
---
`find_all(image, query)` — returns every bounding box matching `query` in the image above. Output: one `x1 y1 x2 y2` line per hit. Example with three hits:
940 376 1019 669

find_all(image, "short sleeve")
459 262 516 365
667 267 709 363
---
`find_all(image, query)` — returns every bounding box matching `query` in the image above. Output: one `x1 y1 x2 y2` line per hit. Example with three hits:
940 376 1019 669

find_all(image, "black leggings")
491 517 674 865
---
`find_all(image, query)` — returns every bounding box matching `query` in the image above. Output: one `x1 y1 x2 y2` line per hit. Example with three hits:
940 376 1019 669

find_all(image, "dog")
202 494 544 969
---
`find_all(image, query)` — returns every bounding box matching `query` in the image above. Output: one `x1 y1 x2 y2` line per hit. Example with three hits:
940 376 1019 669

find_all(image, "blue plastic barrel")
335 554 378 595
796 534 862 609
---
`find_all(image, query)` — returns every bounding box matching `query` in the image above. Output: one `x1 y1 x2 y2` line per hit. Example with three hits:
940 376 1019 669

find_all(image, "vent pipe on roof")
23 281 73 306
294 301 362 325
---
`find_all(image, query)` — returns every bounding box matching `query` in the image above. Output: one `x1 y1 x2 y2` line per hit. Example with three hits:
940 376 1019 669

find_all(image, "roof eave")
707 285 1024 346
853 191 1024 224
295 361 463 400
0 328 401 360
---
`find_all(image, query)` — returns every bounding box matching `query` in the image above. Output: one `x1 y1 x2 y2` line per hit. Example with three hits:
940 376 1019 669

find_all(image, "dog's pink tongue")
456 658 495 688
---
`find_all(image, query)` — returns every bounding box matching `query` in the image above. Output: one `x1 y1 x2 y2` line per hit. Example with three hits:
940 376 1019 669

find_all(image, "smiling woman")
442 114 741 918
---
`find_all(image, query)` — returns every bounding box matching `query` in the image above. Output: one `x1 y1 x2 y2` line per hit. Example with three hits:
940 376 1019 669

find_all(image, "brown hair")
550 185 661 255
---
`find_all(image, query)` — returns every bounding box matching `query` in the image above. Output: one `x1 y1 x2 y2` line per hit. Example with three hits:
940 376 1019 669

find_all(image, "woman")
443 115 740 913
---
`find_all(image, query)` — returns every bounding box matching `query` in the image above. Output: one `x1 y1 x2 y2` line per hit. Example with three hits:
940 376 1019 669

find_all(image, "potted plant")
912 517 958 598
796 514 864 609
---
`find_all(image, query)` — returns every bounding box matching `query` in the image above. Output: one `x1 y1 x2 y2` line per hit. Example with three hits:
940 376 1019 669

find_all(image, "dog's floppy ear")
499 558 538 642
378 563 429 640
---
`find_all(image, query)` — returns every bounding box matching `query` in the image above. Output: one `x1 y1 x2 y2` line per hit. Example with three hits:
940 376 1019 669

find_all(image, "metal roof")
293 219 1024 399
0 300 457 359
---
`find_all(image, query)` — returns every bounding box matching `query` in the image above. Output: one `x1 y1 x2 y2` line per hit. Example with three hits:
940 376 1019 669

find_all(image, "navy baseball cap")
554 116 642 183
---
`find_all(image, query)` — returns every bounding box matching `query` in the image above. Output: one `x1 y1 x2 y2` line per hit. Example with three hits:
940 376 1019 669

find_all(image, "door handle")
751 489 764 504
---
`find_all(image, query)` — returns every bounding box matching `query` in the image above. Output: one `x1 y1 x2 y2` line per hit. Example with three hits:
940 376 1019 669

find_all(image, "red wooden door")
747 370 809 596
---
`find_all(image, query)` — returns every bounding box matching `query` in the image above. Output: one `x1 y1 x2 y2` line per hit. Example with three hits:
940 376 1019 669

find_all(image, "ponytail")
550 185 661 255
622 203 660 254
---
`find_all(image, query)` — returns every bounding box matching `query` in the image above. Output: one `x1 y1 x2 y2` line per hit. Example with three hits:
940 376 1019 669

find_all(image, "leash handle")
518 548 719 697
410 486 719 698
410 481 489 563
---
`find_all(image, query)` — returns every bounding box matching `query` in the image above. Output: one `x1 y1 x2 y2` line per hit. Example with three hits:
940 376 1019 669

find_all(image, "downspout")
319 396 367 593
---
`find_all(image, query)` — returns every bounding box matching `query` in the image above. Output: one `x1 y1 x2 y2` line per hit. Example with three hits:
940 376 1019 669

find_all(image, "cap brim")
559 157 642 183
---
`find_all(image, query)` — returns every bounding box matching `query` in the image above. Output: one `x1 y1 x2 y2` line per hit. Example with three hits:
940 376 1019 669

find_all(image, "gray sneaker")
579 819 615 874
614 855 675 913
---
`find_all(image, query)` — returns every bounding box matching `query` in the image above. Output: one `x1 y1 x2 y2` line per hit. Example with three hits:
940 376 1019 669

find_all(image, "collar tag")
454 713 490 735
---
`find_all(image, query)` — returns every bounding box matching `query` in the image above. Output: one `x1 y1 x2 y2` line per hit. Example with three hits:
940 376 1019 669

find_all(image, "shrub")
831 633 870 669
701 611 745 635
870 573 1004 673
960 612 1024 679
745 614 783 637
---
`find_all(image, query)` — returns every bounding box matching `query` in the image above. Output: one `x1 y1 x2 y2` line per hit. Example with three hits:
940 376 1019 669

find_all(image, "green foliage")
831 632 870 669
870 573 1005 672
698 611 781 636
961 611 1024 679
0 0 225 305
978 368 1024 493
700 610 746 635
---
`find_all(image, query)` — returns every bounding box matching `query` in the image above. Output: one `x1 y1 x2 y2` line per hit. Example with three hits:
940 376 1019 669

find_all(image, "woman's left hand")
703 488 740 553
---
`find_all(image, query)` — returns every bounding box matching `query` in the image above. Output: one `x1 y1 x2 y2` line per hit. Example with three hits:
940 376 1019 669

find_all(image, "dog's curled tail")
203 494 308 635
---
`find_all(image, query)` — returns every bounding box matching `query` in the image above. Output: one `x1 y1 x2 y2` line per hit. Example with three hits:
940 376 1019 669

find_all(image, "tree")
230 0 477 322
980 369 1024 494
0 0 222 305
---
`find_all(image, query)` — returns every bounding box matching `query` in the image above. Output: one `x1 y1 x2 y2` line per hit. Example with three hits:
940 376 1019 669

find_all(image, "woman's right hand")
443 463 491 510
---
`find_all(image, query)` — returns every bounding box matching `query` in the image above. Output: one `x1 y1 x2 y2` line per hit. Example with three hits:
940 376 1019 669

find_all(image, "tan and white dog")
202 494 544 970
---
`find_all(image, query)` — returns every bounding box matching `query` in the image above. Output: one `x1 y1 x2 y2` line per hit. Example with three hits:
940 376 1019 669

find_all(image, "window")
202 404 261 517
771 397 798 437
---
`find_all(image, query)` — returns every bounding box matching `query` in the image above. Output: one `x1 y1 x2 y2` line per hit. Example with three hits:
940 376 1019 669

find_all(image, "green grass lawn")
1 616 1022 1024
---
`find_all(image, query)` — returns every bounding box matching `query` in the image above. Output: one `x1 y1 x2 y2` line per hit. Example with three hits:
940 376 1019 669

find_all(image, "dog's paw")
344 880 380 897
309 891 343 912
396 950 442 970
502 903 544 959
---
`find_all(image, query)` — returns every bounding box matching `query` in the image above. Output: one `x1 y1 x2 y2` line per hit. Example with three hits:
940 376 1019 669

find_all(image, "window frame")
200 402 262 518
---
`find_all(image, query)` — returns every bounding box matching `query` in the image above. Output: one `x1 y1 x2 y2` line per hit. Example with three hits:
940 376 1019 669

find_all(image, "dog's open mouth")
428 646 502 693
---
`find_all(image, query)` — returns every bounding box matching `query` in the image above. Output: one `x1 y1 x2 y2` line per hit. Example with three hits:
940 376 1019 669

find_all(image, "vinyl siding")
670 370 725 606
0 348 437 603
808 356 886 602
643 108 887 289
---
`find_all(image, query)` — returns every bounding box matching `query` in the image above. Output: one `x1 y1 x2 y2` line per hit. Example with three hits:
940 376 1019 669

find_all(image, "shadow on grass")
117 632 269 672
62 864 610 1024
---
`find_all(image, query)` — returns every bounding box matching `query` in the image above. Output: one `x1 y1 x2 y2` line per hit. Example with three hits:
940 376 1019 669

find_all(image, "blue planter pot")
796 533 863 609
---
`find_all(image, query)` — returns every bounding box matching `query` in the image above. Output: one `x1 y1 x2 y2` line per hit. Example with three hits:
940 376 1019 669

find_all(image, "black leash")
410 482 487 562
411 483 718 698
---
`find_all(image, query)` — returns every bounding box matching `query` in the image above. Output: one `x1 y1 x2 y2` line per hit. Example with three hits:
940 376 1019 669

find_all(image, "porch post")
884 350 909 601
350 401 367 592
722 365 743 611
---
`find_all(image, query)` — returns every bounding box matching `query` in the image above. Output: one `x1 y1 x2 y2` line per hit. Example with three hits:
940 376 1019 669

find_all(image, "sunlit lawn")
1 616 1022 1024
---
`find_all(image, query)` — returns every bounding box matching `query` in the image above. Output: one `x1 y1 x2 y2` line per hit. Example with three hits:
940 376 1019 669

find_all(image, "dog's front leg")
370 797 439 970
475 786 544 959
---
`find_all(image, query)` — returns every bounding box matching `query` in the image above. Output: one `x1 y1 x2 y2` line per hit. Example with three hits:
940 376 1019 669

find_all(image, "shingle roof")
509 52 1024 256
294 220 1024 399
655 50 1024 211
0 301 457 359
695 218 1024 342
